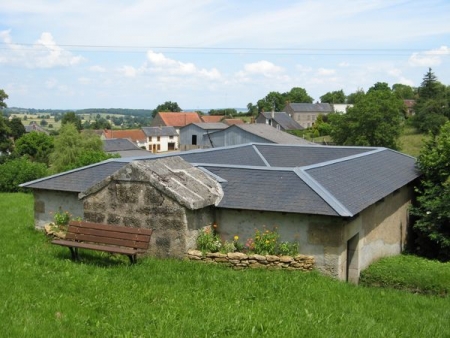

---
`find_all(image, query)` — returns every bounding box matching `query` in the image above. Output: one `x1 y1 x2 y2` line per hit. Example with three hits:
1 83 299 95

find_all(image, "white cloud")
118 65 137 78
317 68 336 76
409 46 450 67
339 62 349 67
90 65 106 72
140 50 221 80
0 30 85 68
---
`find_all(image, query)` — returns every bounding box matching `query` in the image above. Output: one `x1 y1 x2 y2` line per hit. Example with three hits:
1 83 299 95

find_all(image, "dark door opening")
346 233 359 283
192 135 197 145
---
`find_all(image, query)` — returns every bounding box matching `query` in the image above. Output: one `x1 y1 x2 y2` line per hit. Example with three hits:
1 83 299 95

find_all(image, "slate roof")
189 122 228 130
234 124 314 145
21 143 420 217
25 122 49 134
223 119 244 126
260 112 303 130
142 126 178 137
103 138 142 152
286 103 333 113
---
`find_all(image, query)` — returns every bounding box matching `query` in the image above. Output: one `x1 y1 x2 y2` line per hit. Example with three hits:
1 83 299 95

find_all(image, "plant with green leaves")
196 226 222 253
253 227 280 255
410 121 450 261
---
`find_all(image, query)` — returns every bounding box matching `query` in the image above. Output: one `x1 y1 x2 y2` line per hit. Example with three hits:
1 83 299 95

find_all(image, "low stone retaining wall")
186 250 314 271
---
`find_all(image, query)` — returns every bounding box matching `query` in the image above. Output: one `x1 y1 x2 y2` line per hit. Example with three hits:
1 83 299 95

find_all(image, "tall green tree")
6 117 26 140
320 90 346 104
0 116 13 154
410 121 450 261
0 89 8 109
257 91 285 112
329 89 404 149
0 156 48 192
49 123 115 173
346 89 365 104
285 87 313 104
152 101 182 118
392 83 416 100
61 112 82 131
412 69 449 134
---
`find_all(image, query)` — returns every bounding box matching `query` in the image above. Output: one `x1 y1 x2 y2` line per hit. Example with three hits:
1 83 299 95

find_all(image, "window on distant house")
157 136 160 142
169 135 173 139
157 144 161 151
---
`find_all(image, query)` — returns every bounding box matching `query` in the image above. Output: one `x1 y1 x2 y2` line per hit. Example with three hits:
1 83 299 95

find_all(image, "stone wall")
186 250 315 271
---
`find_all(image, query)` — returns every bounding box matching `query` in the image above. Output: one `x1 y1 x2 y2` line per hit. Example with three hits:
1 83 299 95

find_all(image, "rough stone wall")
186 250 315 271
82 181 214 258
33 189 83 229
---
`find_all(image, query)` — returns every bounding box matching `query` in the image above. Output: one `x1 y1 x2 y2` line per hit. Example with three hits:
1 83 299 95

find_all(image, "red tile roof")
103 129 147 142
223 119 245 126
200 115 225 123
157 112 202 127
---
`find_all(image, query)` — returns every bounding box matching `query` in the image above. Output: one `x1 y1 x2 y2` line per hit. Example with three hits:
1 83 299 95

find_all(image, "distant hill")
4 107 153 118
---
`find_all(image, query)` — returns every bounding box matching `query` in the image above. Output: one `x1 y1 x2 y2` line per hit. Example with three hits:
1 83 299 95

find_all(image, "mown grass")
360 255 450 297
1 193 450 337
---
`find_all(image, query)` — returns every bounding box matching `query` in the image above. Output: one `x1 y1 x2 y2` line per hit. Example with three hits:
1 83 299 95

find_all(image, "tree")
257 91 284 112
5 117 26 140
0 89 8 109
285 87 313 104
14 132 54 165
329 89 404 149
412 69 449 133
152 101 182 118
49 123 114 173
346 89 365 104
410 122 450 261
392 83 416 100
0 116 13 154
247 103 258 116
367 82 391 94
61 112 82 131
320 90 346 104
419 68 439 100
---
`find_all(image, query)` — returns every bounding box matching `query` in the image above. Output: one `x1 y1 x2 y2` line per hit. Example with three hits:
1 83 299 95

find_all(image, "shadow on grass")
53 248 137 268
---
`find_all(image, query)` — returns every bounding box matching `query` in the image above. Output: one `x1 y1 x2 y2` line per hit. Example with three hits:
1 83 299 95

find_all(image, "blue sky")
1 0 449 110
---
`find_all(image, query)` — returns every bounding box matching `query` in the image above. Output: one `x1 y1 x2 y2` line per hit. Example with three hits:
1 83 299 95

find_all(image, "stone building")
21 143 420 282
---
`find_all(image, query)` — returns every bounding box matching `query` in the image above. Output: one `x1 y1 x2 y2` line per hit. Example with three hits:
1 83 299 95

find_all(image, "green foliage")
52 207 71 226
256 87 313 113
5 117 26 140
14 131 54 165
329 89 404 149
410 122 450 261
252 227 280 255
0 116 13 153
346 89 365 104
196 226 222 253
360 254 450 297
0 89 8 109
61 112 82 131
49 124 114 173
208 108 237 116
0 157 48 192
152 101 182 118
320 89 346 104
392 83 416 100
1 193 450 337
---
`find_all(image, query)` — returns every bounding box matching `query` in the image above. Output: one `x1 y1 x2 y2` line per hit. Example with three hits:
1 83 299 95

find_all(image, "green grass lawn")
1 193 450 337
398 125 429 158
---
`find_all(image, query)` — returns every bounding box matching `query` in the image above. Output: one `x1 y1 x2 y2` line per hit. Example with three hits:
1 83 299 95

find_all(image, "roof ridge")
301 148 384 170
294 168 353 217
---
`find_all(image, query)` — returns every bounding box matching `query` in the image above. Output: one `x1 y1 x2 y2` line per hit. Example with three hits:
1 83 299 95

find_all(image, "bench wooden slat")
52 221 153 263
52 239 138 255
69 221 153 236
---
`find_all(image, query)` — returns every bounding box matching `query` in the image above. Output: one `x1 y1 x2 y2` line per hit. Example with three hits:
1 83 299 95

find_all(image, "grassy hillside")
1 193 449 337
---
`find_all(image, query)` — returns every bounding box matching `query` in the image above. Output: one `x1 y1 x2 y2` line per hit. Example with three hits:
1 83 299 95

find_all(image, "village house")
142 126 179 153
284 103 333 128
255 111 303 131
103 138 151 158
102 129 147 149
21 143 420 282
151 112 202 133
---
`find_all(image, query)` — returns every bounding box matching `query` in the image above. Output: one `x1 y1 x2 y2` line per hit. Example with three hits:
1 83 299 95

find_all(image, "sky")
1 0 449 110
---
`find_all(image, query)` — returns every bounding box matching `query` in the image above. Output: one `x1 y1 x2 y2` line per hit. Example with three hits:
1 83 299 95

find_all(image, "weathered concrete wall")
214 209 343 277
82 181 215 258
215 184 414 282
32 189 83 229
338 185 413 281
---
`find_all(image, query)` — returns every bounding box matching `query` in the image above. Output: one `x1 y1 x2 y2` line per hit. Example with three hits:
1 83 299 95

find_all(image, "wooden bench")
52 220 153 264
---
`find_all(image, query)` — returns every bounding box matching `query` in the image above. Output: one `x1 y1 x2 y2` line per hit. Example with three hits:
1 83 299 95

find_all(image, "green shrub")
196 227 222 253
0 156 48 192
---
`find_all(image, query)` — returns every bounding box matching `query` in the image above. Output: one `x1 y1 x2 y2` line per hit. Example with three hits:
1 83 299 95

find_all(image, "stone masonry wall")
82 181 215 258
186 250 315 271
